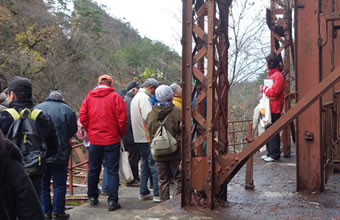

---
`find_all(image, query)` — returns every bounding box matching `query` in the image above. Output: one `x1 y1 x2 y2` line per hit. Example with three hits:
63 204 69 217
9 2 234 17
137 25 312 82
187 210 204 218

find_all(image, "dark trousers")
88 143 120 203
156 160 181 201
125 143 141 181
266 113 281 160
41 164 68 214
30 175 43 200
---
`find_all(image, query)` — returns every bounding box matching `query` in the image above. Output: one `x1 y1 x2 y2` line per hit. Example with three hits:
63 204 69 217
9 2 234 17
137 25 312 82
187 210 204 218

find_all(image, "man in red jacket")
260 53 286 162
79 74 127 211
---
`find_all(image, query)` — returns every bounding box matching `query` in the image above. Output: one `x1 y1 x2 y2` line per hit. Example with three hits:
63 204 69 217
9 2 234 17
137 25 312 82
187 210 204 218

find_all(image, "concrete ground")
69 146 340 220
67 185 158 220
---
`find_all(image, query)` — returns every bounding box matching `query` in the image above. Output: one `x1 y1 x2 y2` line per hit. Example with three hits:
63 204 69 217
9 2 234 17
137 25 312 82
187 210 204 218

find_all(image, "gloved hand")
259 85 268 94
259 85 264 93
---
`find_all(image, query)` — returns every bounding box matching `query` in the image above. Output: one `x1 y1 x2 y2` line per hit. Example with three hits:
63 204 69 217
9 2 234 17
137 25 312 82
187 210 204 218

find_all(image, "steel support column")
181 0 231 209
181 0 193 207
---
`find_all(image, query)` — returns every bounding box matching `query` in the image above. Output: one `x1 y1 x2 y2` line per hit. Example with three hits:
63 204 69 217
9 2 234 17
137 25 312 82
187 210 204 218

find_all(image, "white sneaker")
261 155 269 160
139 193 152 200
264 157 275 162
153 196 161 203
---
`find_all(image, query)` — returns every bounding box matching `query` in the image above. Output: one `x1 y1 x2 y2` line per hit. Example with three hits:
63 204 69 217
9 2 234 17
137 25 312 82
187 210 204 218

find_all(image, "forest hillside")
0 0 181 109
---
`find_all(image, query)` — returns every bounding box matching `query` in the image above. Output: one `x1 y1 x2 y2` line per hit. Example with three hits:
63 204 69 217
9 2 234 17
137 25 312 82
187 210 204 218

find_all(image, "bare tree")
228 0 269 88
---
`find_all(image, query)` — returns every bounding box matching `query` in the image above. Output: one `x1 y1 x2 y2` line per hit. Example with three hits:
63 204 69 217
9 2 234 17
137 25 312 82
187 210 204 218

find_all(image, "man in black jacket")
123 81 140 186
0 76 58 200
0 129 44 220
35 90 77 220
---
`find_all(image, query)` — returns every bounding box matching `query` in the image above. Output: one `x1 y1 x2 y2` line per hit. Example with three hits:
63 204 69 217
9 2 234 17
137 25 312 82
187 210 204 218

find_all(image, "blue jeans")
137 143 159 196
41 164 68 214
101 163 108 193
87 143 120 203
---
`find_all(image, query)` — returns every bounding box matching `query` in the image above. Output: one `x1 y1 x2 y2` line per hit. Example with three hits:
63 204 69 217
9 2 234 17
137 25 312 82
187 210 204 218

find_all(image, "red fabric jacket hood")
79 86 128 145
265 68 286 114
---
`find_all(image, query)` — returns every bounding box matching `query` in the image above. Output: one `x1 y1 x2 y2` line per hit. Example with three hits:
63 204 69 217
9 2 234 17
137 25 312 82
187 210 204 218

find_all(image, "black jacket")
123 91 135 145
0 99 58 158
0 141 44 220
35 98 77 165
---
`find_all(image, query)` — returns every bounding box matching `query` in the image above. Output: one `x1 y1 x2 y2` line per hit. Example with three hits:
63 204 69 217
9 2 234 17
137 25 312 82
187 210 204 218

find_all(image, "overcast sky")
95 0 182 54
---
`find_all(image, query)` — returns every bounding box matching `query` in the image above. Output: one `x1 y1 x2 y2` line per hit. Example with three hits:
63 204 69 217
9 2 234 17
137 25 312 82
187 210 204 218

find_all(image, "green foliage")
139 68 164 80
74 0 107 37
228 70 267 121
122 38 180 83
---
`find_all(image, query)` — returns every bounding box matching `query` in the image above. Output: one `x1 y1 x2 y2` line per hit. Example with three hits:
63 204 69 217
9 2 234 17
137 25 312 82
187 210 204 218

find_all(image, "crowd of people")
0 74 183 220
0 53 284 220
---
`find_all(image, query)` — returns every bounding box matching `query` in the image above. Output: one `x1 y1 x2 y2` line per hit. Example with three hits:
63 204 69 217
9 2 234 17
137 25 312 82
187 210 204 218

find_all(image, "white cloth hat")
156 85 173 103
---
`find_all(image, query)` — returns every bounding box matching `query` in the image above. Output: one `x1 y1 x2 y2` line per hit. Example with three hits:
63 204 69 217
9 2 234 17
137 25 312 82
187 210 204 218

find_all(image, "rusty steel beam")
181 0 193 207
206 0 216 210
245 122 254 190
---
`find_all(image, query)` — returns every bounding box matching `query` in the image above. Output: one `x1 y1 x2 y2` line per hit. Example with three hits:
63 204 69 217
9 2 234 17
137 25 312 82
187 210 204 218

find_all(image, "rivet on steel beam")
209 84 212 88
186 106 190 110
187 20 190 24
186 64 190 67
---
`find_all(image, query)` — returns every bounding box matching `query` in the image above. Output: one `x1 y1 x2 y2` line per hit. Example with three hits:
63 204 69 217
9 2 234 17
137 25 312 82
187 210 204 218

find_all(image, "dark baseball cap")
8 76 32 93
127 81 140 91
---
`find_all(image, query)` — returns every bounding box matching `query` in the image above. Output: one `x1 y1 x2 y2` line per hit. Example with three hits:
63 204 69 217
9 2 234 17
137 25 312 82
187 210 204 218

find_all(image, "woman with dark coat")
0 129 44 220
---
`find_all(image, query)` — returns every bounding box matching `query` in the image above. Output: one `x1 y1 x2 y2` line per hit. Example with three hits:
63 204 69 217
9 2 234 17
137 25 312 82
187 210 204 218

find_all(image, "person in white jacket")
130 78 160 203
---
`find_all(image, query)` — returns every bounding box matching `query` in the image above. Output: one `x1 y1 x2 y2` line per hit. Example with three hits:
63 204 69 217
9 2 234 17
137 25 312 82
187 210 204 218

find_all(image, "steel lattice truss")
182 0 231 209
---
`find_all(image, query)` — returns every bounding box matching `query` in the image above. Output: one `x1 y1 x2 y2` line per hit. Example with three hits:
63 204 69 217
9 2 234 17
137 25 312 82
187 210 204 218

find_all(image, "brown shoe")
52 212 70 220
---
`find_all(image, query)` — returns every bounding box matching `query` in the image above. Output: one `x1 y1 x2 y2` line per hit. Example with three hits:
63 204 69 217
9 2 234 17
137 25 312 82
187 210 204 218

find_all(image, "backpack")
4 108 47 175
150 115 177 156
